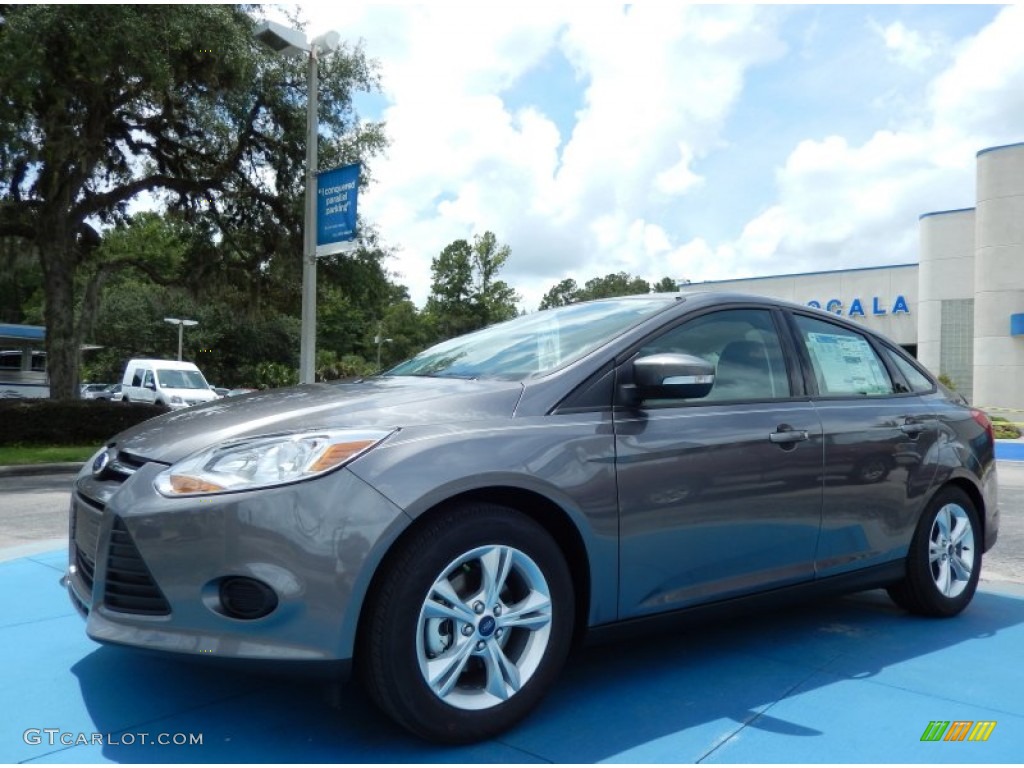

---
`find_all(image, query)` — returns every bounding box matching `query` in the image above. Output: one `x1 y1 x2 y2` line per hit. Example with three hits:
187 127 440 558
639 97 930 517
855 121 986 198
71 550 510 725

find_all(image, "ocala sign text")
806 295 910 317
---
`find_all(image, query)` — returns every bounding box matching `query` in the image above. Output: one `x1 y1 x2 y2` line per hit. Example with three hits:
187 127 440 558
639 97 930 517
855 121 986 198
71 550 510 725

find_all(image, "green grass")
0 444 96 465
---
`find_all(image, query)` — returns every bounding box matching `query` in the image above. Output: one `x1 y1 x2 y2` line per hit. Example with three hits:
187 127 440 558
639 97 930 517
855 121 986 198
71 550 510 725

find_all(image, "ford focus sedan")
65 292 998 743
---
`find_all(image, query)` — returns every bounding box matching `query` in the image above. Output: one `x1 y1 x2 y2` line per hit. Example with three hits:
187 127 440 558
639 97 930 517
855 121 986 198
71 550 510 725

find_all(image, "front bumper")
66 460 409 666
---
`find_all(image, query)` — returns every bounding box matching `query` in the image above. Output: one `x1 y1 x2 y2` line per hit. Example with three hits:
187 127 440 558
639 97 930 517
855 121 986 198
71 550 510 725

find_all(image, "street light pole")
255 21 340 386
299 45 319 385
164 318 198 361
375 323 392 370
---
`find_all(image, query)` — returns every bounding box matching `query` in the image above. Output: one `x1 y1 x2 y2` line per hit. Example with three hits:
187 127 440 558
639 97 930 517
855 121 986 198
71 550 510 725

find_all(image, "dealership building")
691 141 1024 412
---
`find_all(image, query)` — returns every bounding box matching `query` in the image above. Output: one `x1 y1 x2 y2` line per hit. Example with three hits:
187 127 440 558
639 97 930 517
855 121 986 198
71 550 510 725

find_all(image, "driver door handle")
769 428 809 444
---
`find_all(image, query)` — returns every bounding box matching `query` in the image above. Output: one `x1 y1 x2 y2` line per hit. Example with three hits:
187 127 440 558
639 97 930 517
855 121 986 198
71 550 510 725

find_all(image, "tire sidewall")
909 487 981 616
368 505 574 743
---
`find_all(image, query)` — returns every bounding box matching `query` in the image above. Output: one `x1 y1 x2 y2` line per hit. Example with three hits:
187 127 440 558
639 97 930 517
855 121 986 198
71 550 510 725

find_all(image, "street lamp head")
163 318 197 361
254 20 309 57
311 30 341 53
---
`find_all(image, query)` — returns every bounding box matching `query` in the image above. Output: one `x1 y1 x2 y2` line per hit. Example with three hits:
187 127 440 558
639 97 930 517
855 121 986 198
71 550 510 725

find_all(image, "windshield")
157 369 209 390
387 297 675 380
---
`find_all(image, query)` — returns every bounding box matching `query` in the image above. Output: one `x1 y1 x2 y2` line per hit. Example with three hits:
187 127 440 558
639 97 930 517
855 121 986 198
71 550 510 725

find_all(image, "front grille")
71 499 102 595
106 449 147 482
104 517 171 616
75 547 96 593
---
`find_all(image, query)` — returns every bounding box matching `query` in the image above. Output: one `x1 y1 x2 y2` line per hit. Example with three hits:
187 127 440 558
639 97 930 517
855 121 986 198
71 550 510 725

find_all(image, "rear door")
615 305 824 619
785 312 939 577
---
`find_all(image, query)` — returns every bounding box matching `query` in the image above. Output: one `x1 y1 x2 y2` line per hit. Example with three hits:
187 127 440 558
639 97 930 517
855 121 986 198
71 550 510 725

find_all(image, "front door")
615 307 824 619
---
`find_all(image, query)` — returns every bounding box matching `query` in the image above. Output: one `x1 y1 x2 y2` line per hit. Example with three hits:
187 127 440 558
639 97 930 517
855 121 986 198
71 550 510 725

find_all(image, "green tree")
470 231 520 325
424 239 476 339
424 232 520 341
378 297 433 370
0 5 385 398
538 272 681 310
539 278 580 309
581 272 651 300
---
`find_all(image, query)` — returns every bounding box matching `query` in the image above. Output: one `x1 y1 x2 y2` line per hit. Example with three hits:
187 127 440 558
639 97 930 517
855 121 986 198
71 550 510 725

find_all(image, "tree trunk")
38 234 81 400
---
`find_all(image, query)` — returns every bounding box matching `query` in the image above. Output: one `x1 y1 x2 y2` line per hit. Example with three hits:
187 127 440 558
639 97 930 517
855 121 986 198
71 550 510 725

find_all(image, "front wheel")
887 487 981 617
359 502 574 743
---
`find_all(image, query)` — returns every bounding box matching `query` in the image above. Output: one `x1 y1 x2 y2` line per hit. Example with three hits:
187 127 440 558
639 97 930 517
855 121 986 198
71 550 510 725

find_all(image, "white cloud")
293 3 785 308
679 5 1024 288
875 20 937 69
929 4 1024 141
285 4 1023 313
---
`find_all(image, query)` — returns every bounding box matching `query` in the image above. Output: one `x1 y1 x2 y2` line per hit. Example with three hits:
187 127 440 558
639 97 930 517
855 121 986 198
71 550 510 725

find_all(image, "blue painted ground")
996 440 1024 461
2 548 1023 763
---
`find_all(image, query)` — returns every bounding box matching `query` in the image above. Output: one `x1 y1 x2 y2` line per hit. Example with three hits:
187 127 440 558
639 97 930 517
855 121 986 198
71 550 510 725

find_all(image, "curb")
0 462 83 478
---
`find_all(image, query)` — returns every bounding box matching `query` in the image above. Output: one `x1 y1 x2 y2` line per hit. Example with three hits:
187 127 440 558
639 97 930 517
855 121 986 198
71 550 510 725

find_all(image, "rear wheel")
887 487 981 617
360 502 574 743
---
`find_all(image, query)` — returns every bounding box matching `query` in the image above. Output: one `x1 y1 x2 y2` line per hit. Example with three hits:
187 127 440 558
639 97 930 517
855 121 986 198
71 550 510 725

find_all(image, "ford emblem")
92 448 113 477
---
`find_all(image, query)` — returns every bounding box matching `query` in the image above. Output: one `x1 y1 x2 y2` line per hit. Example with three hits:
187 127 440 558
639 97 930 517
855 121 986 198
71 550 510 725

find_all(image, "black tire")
359 502 574 744
887 487 981 617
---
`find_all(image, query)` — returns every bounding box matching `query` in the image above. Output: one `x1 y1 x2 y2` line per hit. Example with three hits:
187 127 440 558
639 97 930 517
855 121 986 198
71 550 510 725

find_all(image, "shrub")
0 400 167 446
990 415 1023 440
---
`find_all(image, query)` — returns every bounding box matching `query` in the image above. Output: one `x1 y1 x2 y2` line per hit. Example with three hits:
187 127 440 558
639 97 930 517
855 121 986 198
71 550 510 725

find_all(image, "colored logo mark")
920 720 996 742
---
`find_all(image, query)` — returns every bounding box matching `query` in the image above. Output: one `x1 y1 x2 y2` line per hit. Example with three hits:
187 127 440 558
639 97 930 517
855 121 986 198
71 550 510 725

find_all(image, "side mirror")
145 382 156 391
633 353 715 400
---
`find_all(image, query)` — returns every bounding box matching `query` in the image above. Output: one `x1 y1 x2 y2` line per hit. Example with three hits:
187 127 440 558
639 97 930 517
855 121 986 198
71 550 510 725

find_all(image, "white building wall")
691 265 919 345
973 143 1024 409
917 208 975 398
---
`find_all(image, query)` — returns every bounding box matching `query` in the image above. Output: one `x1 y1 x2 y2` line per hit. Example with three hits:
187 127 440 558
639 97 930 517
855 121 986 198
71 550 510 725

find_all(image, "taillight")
971 408 994 443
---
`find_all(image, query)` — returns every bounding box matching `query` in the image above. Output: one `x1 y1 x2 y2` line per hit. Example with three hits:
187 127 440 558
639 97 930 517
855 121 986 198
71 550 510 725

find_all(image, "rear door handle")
900 422 927 437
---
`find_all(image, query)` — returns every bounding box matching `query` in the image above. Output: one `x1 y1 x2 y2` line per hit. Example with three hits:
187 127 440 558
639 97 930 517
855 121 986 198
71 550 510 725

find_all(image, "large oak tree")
0 5 385 397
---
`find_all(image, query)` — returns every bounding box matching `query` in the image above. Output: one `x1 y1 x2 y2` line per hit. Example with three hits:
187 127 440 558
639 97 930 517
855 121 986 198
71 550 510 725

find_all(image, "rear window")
793 314 895 397
882 347 935 393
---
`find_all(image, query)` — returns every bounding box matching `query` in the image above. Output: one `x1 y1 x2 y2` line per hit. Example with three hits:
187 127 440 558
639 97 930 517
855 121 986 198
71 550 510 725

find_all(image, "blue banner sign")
316 163 360 249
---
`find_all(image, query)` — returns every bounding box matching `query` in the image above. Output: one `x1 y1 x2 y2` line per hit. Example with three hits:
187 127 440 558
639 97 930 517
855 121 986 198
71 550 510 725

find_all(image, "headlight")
154 429 393 497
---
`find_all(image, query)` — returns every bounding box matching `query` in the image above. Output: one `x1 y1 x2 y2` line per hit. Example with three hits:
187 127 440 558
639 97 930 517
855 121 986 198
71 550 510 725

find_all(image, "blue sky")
288 3 1018 309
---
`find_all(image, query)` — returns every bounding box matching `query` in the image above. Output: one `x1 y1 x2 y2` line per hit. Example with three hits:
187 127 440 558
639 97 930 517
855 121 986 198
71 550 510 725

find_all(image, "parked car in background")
210 386 229 398
93 383 123 402
80 383 111 400
120 359 218 409
225 387 257 397
66 292 998 744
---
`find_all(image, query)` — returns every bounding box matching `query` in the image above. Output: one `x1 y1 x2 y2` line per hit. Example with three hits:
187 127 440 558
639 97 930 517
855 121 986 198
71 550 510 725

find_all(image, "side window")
793 314 894 397
882 347 935 393
131 368 143 387
142 370 155 388
637 308 791 402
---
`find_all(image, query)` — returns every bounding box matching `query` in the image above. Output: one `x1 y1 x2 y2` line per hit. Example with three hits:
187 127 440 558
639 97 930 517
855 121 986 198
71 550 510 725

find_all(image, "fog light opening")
219 577 279 620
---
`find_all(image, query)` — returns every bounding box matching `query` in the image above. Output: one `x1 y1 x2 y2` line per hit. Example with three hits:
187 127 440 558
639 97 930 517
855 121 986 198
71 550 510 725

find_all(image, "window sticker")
805 332 890 394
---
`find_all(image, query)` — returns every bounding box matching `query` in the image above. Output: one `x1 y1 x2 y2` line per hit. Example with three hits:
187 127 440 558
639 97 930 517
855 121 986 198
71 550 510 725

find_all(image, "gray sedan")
65 292 998 743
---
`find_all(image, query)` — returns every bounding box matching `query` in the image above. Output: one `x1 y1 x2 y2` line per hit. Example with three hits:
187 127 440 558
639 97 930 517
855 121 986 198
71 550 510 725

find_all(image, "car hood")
110 376 525 464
